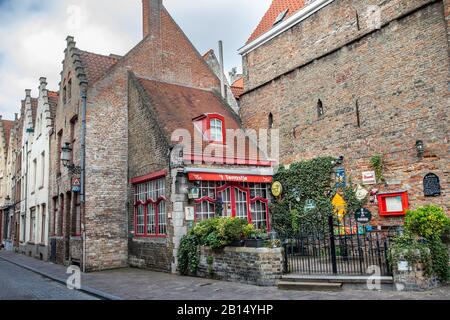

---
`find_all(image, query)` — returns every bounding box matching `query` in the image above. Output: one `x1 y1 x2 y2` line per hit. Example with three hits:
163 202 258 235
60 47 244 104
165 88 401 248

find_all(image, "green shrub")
389 233 433 277
428 238 449 282
178 234 199 276
405 205 450 240
178 217 255 275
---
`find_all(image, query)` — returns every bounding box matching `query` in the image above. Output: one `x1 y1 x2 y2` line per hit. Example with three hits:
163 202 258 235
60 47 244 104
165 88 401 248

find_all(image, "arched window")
268 113 274 129
317 99 324 118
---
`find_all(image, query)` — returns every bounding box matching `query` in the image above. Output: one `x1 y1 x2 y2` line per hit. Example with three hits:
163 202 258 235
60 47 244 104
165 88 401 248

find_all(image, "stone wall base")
197 246 284 286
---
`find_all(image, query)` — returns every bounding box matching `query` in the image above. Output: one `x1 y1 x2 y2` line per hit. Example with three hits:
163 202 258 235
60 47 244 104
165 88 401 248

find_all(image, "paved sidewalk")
0 250 449 300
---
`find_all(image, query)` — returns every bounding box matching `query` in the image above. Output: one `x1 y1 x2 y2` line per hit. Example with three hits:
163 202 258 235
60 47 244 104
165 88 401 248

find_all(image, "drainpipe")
80 86 87 273
218 40 225 99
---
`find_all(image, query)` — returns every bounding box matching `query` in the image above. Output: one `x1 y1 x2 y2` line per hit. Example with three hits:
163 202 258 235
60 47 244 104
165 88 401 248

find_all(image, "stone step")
282 274 394 284
278 281 343 292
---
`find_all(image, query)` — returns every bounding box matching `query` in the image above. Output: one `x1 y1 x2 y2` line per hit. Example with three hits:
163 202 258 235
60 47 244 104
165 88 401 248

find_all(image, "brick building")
239 0 450 225
127 2 276 273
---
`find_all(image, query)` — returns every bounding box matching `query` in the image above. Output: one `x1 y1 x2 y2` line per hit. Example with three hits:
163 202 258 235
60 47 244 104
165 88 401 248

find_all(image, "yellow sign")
271 182 283 197
332 193 347 222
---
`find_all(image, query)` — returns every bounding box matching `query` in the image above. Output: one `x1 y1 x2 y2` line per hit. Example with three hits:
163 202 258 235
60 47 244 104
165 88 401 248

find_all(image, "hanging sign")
304 199 317 213
185 207 195 221
72 178 81 193
335 168 346 188
271 182 283 197
362 171 377 185
354 208 372 224
332 193 347 222
423 173 441 197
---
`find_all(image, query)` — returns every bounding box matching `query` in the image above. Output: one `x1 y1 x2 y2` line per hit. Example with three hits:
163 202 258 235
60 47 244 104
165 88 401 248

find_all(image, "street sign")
354 208 372 224
72 178 81 193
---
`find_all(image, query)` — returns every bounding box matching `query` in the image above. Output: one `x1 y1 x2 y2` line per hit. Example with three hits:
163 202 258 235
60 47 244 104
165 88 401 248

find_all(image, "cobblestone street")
0 259 97 300
0 251 449 300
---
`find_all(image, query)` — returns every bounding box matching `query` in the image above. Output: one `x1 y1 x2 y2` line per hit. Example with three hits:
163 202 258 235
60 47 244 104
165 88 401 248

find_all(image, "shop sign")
423 173 441 197
332 193 347 222
188 172 273 183
355 185 369 201
354 208 372 224
335 168 346 188
271 182 283 197
362 171 377 185
72 178 81 193
185 207 195 221
304 199 317 213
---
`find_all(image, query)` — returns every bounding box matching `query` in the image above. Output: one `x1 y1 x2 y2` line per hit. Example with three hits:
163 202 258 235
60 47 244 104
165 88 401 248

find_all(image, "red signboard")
377 191 409 216
188 172 273 183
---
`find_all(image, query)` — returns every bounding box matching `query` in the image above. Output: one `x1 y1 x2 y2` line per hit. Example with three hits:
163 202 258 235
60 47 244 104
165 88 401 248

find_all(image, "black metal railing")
283 213 397 276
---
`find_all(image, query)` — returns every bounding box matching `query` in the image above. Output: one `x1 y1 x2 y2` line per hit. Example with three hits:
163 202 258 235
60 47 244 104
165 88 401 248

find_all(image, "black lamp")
61 142 81 175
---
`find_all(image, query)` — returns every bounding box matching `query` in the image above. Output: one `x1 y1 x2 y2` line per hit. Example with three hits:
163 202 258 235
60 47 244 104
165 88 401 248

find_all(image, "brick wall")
240 0 449 224
127 73 173 272
198 246 284 286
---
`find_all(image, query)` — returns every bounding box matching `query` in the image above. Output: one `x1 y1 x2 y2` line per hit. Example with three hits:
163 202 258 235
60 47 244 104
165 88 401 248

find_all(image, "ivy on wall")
270 157 367 239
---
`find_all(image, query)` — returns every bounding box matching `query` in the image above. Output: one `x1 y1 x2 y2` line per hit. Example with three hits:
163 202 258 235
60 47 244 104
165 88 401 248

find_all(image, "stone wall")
197 246 284 286
240 0 449 225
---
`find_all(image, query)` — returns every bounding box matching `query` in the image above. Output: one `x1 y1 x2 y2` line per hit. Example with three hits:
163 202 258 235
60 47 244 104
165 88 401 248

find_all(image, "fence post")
328 214 338 274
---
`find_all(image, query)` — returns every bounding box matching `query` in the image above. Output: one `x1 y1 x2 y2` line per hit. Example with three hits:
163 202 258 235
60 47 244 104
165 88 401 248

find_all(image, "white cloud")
0 0 270 119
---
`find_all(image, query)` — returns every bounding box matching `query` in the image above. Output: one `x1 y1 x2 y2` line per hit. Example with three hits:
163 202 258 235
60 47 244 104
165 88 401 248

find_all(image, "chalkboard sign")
423 173 441 197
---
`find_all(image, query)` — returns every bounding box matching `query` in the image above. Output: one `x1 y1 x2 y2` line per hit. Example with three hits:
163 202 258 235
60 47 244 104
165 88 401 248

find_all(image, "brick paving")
0 259 97 300
0 251 449 300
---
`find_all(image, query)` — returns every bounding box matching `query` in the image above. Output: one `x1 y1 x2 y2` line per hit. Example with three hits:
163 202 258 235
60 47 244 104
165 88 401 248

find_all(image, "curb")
0 254 123 300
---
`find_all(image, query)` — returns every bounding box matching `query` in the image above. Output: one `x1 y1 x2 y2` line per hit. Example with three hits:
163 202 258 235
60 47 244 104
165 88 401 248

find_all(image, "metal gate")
283 212 396 276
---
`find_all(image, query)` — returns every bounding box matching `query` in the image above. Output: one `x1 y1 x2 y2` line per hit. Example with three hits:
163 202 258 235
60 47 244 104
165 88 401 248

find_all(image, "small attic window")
193 113 226 144
210 118 224 143
273 9 289 26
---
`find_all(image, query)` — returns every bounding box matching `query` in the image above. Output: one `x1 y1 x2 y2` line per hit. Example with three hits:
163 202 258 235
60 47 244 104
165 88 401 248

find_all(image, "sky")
0 0 271 120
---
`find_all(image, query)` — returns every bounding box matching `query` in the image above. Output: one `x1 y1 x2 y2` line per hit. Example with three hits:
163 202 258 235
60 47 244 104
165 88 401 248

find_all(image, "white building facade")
20 78 54 260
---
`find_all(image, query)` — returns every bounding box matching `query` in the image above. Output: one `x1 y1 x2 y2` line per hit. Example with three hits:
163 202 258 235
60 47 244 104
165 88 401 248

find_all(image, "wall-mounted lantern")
415 140 424 158
61 142 81 175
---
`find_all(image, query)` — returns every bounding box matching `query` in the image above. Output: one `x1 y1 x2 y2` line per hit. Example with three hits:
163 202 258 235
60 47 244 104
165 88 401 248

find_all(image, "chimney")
15 113 18 121
142 0 162 39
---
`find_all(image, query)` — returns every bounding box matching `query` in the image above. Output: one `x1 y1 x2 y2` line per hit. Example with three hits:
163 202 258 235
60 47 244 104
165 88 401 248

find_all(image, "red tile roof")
136 77 268 162
48 91 59 126
230 77 244 99
246 0 305 44
1 120 15 148
76 49 120 85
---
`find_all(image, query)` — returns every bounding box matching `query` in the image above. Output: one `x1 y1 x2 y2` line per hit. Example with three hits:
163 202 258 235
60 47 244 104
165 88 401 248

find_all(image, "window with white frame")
209 118 223 142
134 177 167 237
194 181 270 230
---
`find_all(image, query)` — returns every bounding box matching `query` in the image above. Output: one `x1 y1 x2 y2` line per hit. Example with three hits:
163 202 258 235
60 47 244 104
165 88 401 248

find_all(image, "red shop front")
187 171 273 231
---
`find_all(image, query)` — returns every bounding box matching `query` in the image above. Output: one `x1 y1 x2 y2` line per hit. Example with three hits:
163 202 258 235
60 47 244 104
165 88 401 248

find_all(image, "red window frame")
132 170 168 238
377 191 409 216
193 182 270 231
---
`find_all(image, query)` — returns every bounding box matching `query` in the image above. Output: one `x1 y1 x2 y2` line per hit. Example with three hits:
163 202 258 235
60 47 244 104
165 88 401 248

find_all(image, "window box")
377 191 409 216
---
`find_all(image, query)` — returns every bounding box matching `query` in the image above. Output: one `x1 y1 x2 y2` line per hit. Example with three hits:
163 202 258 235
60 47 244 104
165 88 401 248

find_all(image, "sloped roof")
76 49 120 85
246 0 305 44
136 77 267 162
230 77 244 99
